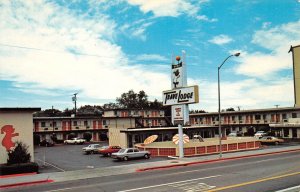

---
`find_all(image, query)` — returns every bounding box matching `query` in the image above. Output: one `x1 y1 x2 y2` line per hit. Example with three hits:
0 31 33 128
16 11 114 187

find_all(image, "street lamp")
218 52 240 158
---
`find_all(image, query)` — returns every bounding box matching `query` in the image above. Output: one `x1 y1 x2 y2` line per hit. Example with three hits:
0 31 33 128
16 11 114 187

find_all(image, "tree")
7 142 31 165
226 108 235 111
83 132 92 142
116 90 149 109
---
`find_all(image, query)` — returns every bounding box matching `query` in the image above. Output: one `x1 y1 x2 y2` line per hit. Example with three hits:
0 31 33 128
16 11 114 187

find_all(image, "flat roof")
0 107 41 112
120 125 217 132
190 106 300 116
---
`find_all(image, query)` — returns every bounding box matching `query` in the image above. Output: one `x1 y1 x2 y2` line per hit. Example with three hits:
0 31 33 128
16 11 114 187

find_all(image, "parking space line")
36 159 66 172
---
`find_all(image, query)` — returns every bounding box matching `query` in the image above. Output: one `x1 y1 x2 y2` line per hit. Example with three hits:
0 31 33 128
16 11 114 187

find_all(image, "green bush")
83 132 92 142
7 142 31 165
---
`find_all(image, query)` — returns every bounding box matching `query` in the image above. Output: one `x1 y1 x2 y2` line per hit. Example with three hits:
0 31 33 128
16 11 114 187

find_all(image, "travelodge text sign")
163 85 199 106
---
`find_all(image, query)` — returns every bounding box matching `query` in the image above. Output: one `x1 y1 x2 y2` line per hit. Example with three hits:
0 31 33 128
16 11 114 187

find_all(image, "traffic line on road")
116 175 221 192
276 185 300 192
206 171 300 192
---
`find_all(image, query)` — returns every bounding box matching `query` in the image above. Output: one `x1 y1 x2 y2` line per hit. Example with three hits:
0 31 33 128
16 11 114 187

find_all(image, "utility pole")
72 93 78 116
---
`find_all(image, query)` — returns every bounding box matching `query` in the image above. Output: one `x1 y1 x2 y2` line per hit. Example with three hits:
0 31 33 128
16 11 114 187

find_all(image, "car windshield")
100 146 109 149
118 149 126 153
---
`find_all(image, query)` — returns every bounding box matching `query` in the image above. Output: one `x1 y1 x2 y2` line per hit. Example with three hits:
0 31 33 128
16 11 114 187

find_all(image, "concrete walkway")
1 145 300 188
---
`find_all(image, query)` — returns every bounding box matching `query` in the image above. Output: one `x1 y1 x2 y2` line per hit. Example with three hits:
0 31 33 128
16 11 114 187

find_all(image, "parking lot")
34 142 169 173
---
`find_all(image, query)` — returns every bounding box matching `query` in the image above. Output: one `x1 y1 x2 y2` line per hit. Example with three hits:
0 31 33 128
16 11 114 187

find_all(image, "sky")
1 0 300 112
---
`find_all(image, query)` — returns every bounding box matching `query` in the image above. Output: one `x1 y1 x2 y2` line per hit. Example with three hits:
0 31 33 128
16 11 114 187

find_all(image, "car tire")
275 141 279 145
144 154 150 159
107 153 111 157
123 156 128 161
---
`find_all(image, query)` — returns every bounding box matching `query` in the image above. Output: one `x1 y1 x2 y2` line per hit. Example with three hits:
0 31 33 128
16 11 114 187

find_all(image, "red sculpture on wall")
1 125 19 151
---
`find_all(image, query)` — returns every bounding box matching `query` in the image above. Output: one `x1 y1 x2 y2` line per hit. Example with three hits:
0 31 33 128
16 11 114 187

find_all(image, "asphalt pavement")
1 144 300 190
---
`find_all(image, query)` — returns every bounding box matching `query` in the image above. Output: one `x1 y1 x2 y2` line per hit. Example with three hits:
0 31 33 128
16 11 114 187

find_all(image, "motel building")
33 109 169 146
33 106 300 148
189 106 300 139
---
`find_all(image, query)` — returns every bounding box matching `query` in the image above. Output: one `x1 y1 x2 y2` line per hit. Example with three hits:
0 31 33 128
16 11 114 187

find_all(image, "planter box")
0 162 39 175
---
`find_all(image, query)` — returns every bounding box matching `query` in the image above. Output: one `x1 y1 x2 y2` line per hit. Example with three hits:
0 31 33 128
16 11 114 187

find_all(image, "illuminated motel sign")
162 85 199 106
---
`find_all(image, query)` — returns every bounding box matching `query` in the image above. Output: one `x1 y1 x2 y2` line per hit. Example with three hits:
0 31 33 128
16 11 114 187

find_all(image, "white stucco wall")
0 110 36 164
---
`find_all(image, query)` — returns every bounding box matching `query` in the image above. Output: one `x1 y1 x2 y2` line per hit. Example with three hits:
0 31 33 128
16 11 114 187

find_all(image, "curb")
0 179 54 189
0 172 37 179
136 148 300 172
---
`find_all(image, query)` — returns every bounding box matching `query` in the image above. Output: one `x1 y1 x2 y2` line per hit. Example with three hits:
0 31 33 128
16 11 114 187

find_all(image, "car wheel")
107 153 111 157
144 154 150 159
123 156 128 161
46 143 48 147
275 141 279 145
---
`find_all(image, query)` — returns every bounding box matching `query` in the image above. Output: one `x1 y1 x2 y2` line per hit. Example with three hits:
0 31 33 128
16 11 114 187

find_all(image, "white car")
254 131 267 138
82 144 101 154
111 148 150 161
64 137 86 144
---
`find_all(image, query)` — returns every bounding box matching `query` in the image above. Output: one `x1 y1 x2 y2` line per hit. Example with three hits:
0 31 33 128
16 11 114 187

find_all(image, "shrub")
7 142 31 165
83 132 92 142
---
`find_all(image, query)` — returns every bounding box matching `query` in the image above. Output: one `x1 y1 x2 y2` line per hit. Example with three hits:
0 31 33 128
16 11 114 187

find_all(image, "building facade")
0 108 40 164
33 109 168 146
189 107 300 139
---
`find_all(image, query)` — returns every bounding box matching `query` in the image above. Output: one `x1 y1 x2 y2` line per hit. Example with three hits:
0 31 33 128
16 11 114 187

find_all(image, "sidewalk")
1 145 300 188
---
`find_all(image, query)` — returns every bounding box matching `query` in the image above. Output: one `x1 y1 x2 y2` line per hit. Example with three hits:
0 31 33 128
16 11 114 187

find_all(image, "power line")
0 43 118 59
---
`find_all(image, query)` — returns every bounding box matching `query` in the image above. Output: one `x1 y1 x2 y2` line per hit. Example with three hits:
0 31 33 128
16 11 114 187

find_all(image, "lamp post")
218 52 240 158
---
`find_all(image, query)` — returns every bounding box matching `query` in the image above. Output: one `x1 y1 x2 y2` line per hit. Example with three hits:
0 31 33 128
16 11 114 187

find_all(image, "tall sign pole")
164 51 199 158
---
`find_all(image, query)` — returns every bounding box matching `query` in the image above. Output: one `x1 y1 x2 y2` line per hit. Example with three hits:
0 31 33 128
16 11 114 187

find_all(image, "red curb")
0 179 54 189
136 148 300 172
0 172 37 179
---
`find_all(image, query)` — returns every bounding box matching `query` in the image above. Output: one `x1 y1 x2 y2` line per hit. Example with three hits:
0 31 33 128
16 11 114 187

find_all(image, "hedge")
0 162 39 175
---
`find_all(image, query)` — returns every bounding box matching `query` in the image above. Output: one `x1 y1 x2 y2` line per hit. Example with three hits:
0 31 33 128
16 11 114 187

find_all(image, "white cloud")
127 0 198 17
209 35 233 45
196 15 218 22
235 20 300 78
189 78 293 112
134 54 169 62
0 1 170 105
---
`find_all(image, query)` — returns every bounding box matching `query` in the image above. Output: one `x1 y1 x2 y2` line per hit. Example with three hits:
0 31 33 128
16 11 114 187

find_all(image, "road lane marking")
206 171 300 192
159 154 300 177
117 175 221 192
276 185 300 192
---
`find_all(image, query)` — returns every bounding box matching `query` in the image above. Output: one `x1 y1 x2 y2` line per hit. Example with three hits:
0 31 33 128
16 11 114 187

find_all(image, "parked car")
98 146 122 156
82 144 102 154
111 148 150 161
64 137 86 144
259 136 284 145
39 139 54 147
228 131 243 137
254 131 267 138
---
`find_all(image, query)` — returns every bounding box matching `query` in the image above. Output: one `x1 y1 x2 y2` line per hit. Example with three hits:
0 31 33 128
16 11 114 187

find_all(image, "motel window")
238 115 243 120
232 116 236 121
262 114 267 120
84 121 88 126
103 120 107 125
282 114 287 120
41 122 46 127
73 121 77 126
53 121 57 127
292 113 297 118
255 115 261 120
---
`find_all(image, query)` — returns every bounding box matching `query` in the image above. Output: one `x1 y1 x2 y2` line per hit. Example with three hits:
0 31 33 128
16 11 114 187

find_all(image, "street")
3 150 300 192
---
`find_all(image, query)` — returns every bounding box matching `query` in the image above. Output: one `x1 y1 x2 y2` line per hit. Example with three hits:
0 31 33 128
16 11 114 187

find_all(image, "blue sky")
0 0 300 112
